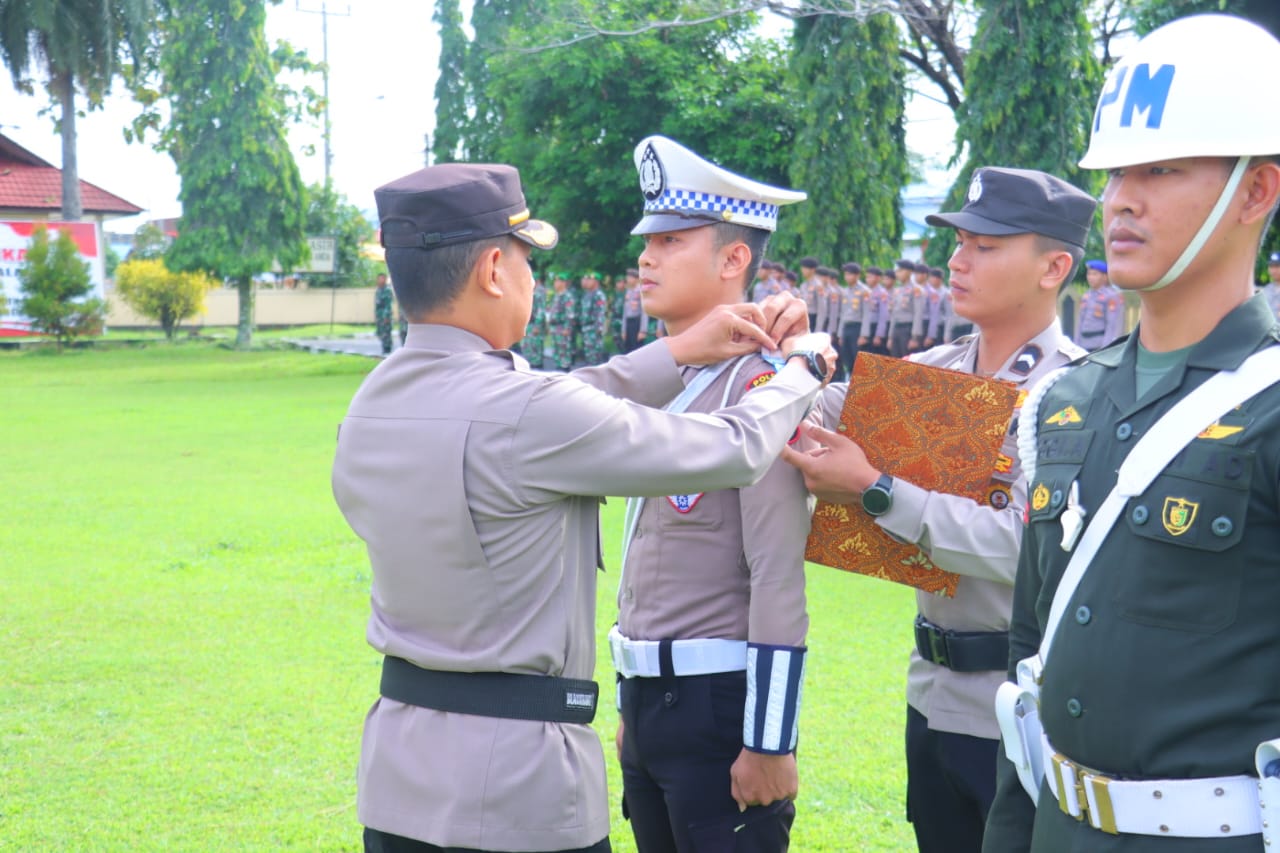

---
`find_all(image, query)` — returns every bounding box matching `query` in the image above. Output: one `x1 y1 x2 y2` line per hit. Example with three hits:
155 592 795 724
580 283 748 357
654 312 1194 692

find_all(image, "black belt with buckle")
913 616 1009 673
380 656 599 724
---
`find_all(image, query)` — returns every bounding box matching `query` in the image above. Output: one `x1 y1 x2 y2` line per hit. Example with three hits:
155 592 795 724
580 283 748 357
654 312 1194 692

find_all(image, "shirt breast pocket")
1113 454 1253 634
660 490 726 532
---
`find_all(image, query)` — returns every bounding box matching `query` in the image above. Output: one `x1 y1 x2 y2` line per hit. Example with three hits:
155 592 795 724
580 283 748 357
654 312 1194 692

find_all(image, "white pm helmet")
1080 14 1280 291
1080 14 1280 169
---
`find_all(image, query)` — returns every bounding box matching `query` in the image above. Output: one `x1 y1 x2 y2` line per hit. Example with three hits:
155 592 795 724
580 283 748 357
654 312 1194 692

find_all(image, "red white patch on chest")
666 493 705 513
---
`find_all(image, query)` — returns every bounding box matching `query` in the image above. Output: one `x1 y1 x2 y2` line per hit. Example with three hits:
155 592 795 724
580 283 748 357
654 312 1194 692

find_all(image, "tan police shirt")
332 325 820 850
619 353 812 648
818 321 1083 739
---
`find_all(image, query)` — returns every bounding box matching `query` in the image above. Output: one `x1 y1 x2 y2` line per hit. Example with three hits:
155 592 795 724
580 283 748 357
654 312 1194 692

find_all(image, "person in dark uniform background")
613 135 833 853
334 161 830 853
374 272 394 355
783 166 1095 853
983 14 1280 852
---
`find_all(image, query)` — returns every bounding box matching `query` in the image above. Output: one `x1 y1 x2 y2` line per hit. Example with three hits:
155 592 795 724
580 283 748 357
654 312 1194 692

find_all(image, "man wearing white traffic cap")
613 135 833 853
984 14 1280 853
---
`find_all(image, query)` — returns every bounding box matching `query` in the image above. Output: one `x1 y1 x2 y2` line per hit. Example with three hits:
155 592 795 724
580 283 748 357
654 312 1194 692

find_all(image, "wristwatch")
861 473 894 516
785 349 828 382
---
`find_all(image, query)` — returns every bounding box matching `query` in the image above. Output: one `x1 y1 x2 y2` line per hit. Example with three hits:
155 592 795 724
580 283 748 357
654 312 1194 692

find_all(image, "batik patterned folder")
805 353 1019 596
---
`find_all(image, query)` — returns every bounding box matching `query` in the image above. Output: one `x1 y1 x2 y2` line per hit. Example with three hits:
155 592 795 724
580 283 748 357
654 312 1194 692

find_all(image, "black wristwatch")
786 350 828 382
861 474 894 516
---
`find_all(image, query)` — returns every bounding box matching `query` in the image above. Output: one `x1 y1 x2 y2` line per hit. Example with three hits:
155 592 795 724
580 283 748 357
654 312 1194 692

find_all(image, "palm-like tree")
0 0 153 220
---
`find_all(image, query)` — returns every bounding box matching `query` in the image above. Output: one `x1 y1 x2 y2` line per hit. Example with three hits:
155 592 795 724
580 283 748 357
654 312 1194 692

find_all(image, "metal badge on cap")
639 143 665 201
968 173 983 203
630 135 806 235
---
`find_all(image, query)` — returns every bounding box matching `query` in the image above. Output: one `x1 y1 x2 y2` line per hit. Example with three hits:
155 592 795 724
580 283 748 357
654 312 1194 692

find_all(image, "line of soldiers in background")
751 257 973 380
516 269 666 371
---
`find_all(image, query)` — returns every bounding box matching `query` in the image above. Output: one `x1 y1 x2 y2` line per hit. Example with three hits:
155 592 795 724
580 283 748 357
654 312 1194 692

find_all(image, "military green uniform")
375 283 394 355
984 295 1280 852
547 289 576 371
520 282 547 368
579 288 608 365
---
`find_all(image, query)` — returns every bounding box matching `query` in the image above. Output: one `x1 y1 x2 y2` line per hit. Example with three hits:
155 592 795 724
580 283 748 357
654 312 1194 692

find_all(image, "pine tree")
781 12 907 265
928 0 1101 268
432 0 468 164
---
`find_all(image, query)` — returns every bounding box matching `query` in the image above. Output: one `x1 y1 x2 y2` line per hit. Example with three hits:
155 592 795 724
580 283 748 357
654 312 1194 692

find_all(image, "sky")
0 2 957 236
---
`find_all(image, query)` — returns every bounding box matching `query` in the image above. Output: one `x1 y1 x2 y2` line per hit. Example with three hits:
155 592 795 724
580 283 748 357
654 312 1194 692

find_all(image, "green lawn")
0 344 918 851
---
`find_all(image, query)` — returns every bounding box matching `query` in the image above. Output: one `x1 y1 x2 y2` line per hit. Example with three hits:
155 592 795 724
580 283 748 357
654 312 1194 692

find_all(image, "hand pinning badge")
1060 480 1086 551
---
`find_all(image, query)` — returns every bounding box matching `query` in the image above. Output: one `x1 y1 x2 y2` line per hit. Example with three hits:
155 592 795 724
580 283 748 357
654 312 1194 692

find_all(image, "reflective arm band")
744 643 806 754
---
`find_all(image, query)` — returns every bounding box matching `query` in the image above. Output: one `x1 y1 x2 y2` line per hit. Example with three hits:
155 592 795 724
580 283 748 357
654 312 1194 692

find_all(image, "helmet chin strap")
1140 157 1251 292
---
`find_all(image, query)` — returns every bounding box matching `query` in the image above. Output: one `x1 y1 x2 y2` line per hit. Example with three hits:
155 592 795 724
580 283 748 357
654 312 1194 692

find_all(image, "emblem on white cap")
631 135 806 235
968 173 983 203
639 143 665 201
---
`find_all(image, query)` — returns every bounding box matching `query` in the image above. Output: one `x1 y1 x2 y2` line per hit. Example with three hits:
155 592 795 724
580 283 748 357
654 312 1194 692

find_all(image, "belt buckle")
1051 752 1118 835
927 629 949 667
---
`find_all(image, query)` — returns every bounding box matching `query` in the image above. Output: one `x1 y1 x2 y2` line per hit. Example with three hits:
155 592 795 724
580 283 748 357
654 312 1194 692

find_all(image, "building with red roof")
0 132 142 335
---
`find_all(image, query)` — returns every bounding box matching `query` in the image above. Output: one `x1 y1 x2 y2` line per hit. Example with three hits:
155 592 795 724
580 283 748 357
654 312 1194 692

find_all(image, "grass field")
0 343 918 852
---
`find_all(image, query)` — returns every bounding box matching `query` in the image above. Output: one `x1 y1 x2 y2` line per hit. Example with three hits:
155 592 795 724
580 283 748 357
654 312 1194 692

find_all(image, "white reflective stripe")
743 647 758 749
760 649 792 752
789 654 806 751
608 627 747 678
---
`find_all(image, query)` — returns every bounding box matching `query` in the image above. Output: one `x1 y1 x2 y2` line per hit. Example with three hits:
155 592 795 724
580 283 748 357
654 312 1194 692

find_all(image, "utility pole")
296 1 350 188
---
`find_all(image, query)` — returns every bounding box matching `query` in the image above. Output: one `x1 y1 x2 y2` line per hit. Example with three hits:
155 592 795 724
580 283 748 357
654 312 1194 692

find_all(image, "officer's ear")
1240 159 1280 227
473 241 513 300
717 240 752 284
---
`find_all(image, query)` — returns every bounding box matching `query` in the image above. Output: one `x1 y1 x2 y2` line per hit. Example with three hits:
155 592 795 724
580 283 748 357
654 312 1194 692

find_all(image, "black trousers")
838 322 860 381
363 828 610 853
890 324 914 358
624 316 644 353
904 705 999 853
620 673 794 853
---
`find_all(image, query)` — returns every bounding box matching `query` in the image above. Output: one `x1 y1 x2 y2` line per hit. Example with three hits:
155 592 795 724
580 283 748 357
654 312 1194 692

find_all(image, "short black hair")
841 262 861 274
710 222 770 289
799 256 819 269
385 235 513 319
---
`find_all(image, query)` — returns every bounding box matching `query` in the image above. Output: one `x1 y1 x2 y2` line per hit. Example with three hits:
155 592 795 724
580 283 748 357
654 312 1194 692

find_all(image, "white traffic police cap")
630 135 806 235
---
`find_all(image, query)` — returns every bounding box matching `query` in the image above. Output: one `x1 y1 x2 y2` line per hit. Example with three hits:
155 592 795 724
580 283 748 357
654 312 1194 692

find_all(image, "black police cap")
376 163 558 252
926 166 1096 249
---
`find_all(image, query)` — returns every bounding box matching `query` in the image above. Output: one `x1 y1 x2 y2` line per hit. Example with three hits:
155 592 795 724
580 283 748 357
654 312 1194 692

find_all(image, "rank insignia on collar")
667 493 704 514
1031 483 1050 511
1197 421 1245 440
994 453 1013 474
1011 345 1042 376
1162 497 1199 536
1044 405 1083 426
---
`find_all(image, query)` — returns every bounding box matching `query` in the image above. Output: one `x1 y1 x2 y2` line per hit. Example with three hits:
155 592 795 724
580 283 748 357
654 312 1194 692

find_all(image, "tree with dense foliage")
130 221 170 261
0 0 153 220
18 225 104 346
432 0 469 164
114 257 215 339
479 0 793 273
925 0 1101 269
781 11 907 265
138 0 308 349
302 183 377 288
465 0 538 162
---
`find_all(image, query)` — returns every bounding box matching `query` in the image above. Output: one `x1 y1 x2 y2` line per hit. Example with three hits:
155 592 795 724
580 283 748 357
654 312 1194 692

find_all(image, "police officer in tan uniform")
783 167 1096 853
612 136 828 853
332 162 833 853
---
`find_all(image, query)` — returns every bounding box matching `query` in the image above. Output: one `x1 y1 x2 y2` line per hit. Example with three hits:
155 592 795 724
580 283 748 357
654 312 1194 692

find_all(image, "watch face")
862 478 892 515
